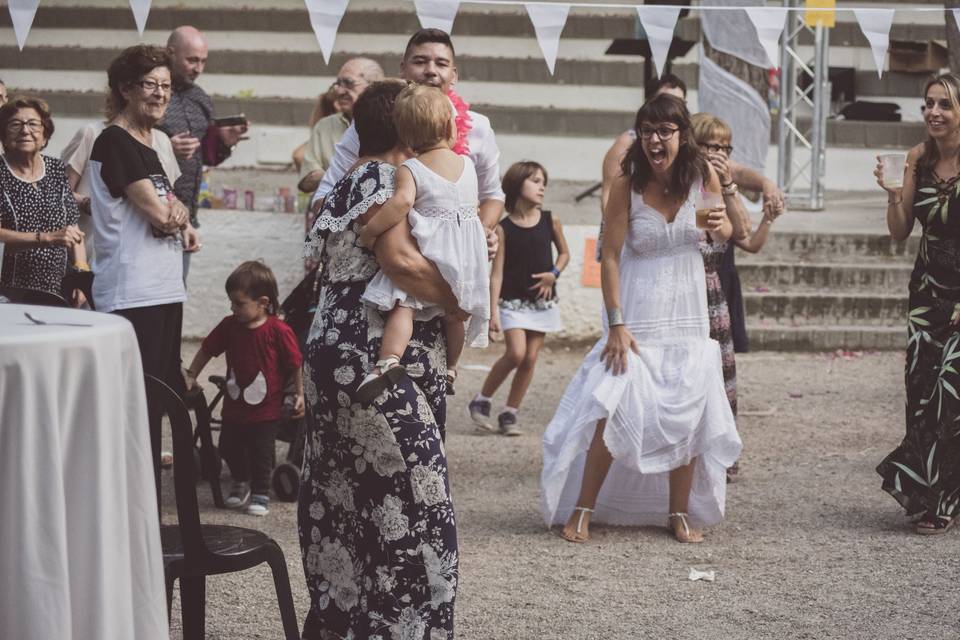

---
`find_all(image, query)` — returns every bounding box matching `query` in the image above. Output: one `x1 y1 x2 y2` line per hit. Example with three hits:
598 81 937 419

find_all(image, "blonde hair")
392 83 455 153
918 74 960 176
690 112 732 145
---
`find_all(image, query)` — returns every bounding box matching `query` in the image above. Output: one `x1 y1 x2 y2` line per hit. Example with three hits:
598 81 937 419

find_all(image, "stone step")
746 325 905 351
2 34 944 102
741 232 919 262
737 261 914 291
6 3 945 43
12 86 929 145
743 291 906 325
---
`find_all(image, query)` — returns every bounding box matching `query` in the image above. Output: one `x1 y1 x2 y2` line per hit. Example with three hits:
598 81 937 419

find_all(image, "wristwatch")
722 182 739 196
550 266 561 278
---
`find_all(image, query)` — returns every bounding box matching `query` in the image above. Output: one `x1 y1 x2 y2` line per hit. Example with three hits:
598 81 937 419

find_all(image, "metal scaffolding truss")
777 0 829 211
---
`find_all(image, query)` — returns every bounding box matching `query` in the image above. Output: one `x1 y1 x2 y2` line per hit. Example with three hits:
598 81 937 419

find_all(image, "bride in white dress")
540 94 742 543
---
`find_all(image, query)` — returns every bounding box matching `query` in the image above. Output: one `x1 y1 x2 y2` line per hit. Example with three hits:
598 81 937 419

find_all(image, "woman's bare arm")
375 218 461 313
704 165 733 243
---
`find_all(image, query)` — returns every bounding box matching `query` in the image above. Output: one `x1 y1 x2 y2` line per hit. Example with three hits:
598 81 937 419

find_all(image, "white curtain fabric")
699 0 769 69
698 55 770 173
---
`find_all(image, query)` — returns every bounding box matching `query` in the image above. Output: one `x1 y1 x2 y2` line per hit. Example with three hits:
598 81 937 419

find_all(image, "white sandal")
561 506 594 543
668 512 704 544
356 355 406 403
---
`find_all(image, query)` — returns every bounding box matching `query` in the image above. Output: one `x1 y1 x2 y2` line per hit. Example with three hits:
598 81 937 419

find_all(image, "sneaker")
246 494 269 517
225 481 251 509
498 411 521 437
469 398 495 433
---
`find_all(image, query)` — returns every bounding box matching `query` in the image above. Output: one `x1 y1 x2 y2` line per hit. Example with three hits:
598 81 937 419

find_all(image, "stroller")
183 272 318 505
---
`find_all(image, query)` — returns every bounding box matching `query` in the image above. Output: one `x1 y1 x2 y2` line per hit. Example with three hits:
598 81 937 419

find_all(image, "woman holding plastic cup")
875 73 960 535
541 94 741 544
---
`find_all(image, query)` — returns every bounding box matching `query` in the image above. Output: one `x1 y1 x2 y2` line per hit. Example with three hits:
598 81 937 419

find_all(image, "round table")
0 304 168 640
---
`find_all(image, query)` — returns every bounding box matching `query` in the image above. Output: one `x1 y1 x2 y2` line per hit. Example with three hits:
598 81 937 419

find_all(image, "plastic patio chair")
144 375 300 640
0 285 69 307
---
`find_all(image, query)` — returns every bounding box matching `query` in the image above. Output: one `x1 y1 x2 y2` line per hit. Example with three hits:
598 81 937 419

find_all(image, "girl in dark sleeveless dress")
468 161 570 436
876 73 960 535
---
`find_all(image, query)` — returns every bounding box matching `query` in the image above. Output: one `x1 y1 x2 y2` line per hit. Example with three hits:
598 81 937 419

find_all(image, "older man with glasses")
156 25 249 282
298 57 383 194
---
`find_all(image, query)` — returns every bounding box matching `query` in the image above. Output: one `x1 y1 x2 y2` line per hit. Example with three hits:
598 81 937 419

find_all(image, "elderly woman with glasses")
0 95 87 303
690 113 783 482
87 44 195 493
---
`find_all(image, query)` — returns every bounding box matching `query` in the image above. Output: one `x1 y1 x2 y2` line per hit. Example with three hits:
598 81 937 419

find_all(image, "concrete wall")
183 212 604 341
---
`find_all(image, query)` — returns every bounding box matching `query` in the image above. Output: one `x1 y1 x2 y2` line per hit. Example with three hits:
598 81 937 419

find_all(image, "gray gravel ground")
166 341 959 640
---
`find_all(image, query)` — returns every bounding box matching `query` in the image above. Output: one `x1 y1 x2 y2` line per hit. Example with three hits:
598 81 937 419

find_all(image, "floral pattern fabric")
700 234 738 416
877 171 960 520
298 161 458 640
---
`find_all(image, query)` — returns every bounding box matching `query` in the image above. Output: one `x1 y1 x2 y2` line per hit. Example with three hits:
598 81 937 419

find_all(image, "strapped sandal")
560 506 594 543
668 512 704 544
445 368 457 396
915 513 956 536
356 355 407 404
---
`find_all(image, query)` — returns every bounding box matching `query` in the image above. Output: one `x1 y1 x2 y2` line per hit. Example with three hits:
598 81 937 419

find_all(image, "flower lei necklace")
447 89 472 156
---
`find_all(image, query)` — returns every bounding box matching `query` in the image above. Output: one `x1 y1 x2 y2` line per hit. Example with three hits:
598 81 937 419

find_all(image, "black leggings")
114 302 184 507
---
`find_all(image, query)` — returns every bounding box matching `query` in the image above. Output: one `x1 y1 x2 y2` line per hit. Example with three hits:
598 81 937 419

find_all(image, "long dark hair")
620 93 709 197
917 73 960 179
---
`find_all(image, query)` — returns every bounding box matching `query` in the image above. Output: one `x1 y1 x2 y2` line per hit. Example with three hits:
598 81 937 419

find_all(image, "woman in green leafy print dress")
876 73 960 535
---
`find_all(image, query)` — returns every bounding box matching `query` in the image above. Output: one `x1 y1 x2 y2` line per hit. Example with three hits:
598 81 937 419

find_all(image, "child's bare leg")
441 315 465 394
379 305 415 366
441 315 465 370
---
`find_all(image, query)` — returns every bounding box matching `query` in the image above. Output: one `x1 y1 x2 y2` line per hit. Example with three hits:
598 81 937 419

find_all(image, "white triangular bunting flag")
526 3 569 75
304 0 350 65
636 6 682 78
954 8 960 34
414 0 460 34
854 9 895 78
129 0 152 36
8 0 40 51
744 7 787 68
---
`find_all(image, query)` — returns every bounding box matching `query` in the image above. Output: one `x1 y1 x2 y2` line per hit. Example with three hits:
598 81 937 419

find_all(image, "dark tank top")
499 210 556 302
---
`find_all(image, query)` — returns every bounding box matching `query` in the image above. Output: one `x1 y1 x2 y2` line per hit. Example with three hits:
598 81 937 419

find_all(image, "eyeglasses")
703 143 734 155
139 79 172 93
922 98 954 113
5 119 43 133
639 125 679 141
333 77 363 91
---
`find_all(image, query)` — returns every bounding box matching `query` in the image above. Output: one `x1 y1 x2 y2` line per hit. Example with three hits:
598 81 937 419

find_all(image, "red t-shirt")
201 315 303 424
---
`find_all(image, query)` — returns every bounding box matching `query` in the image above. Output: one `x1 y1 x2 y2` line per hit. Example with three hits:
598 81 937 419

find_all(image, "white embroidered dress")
540 186 742 528
362 156 490 348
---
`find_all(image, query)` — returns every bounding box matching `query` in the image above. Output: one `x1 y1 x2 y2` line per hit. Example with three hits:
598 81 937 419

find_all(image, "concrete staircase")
737 231 917 351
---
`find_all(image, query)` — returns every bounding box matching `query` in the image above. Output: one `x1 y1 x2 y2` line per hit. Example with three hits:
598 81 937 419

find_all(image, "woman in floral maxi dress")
298 81 459 639
876 73 960 535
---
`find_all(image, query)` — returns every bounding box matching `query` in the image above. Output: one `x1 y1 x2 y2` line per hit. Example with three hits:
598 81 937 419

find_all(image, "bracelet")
550 266 561 278
607 308 624 326
888 194 903 205
73 261 91 272
722 183 739 196
720 181 733 188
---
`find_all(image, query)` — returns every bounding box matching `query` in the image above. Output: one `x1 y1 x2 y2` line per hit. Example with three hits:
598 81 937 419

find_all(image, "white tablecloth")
0 304 168 640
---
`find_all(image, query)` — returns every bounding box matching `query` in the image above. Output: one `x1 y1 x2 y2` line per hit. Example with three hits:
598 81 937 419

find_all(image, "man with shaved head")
298 57 383 193
157 25 249 280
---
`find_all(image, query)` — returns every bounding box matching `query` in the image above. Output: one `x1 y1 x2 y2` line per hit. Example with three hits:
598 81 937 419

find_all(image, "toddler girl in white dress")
357 84 490 402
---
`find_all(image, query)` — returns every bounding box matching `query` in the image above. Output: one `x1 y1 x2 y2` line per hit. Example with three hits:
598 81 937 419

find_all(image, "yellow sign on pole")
805 0 836 28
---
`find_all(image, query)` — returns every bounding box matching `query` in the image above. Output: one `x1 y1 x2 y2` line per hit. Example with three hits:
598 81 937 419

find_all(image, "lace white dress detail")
540 186 742 528
362 156 491 348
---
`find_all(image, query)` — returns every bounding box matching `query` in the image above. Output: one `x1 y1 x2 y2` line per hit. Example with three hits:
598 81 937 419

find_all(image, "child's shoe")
498 411 521 437
468 398 495 433
246 494 269 517
225 481 251 509
356 355 407 403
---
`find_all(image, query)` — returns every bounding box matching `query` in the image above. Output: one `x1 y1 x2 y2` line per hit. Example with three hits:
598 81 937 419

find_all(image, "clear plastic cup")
880 153 906 189
694 191 723 229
